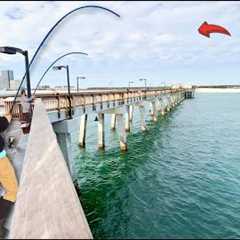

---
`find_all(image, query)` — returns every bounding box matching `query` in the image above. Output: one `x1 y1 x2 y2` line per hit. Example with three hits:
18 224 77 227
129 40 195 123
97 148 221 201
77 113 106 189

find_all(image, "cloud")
0 1 239 86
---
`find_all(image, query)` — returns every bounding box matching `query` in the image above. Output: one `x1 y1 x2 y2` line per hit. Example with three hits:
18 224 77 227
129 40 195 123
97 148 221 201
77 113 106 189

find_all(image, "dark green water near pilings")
73 93 240 239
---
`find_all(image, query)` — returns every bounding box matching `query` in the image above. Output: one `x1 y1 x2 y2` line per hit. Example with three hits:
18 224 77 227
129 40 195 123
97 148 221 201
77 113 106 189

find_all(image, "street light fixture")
139 78 147 99
139 78 147 89
76 76 86 92
128 81 134 89
0 46 31 98
53 65 72 119
5 5 120 117
33 51 88 95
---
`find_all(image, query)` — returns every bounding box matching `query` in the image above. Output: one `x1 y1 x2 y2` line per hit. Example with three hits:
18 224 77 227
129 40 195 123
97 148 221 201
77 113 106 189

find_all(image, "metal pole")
66 65 72 118
144 79 147 99
24 51 31 99
77 77 79 92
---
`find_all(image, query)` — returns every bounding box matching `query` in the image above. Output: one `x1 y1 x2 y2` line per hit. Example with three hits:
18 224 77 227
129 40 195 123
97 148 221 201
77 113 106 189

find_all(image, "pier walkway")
1 86 194 239
9 99 92 239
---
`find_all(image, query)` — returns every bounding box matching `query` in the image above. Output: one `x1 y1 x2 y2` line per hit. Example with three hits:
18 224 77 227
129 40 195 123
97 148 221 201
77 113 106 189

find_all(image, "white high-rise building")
0 70 20 90
0 70 14 90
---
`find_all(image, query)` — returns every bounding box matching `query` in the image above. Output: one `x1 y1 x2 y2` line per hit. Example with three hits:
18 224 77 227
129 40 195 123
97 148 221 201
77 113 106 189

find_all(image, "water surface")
73 93 240 239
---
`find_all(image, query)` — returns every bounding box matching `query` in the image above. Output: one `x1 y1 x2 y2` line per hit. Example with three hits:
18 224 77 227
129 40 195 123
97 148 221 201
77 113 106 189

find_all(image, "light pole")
33 51 88 95
139 78 147 99
5 6 120 116
53 65 72 119
128 81 134 89
77 76 86 92
139 78 147 90
0 46 31 98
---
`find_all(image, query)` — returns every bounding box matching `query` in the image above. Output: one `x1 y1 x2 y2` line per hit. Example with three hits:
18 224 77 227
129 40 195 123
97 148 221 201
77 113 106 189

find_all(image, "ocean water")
73 93 240 239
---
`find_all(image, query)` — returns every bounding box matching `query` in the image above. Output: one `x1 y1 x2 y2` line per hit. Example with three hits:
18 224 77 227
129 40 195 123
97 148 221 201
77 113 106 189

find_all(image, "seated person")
0 115 18 238
19 89 32 134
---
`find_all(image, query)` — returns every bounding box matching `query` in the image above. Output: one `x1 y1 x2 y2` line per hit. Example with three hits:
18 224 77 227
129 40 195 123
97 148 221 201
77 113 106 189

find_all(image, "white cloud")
0 1 239 86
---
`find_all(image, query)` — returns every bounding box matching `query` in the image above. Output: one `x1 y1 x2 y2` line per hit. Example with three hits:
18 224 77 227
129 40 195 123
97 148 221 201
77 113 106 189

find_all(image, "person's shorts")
0 198 13 220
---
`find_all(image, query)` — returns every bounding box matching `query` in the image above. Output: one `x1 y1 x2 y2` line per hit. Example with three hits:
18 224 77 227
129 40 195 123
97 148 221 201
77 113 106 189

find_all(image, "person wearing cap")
0 114 18 238
19 89 33 134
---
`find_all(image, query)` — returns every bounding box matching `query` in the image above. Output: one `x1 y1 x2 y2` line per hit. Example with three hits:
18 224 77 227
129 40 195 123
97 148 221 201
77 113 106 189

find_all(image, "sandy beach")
196 88 240 93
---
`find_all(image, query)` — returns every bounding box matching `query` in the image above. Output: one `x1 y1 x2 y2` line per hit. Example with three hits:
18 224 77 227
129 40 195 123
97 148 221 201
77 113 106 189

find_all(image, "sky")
0 1 240 89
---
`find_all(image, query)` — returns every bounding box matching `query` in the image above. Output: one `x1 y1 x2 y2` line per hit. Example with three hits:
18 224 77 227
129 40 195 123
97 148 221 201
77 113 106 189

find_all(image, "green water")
73 93 240 239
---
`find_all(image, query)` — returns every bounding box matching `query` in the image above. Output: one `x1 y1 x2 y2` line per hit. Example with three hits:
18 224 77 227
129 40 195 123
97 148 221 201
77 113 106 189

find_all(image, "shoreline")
196 88 240 93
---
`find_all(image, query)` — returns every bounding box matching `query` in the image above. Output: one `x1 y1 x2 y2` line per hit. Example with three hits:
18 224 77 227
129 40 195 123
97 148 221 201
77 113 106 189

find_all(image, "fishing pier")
1 86 194 239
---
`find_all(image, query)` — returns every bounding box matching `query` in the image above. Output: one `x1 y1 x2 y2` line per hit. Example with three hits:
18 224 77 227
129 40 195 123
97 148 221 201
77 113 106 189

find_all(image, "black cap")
0 135 5 152
0 116 9 132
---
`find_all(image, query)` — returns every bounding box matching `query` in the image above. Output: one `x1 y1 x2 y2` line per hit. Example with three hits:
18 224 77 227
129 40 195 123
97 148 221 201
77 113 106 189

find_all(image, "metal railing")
2 88 189 119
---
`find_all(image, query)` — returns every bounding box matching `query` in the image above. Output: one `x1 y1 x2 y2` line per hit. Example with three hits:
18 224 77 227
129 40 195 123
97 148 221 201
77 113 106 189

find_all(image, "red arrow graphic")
198 21 231 38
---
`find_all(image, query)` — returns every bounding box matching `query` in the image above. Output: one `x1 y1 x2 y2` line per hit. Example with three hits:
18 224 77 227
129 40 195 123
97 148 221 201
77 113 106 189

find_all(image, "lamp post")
77 76 86 92
139 78 147 90
128 81 134 89
139 78 147 99
0 46 31 98
5 6 120 117
53 65 72 118
33 51 88 95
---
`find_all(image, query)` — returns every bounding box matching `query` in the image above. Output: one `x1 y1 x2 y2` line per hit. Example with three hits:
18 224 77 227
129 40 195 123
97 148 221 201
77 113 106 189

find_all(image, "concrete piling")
129 105 133 122
139 105 147 131
111 113 117 131
150 101 158 122
79 114 87 148
125 105 131 132
117 114 127 151
98 113 105 149
53 119 77 176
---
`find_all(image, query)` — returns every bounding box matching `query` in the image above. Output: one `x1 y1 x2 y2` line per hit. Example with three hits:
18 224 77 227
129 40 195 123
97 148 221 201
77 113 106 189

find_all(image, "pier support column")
79 114 87 148
116 114 127 151
167 96 171 111
170 96 174 108
111 113 117 131
159 100 165 116
129 105 133 122
98 113 105 150
161 108 165 116
139 105 147 131
173 95 176 107
125 105 131 132
150 101 158 122
156 99 161 113
53 118 79 176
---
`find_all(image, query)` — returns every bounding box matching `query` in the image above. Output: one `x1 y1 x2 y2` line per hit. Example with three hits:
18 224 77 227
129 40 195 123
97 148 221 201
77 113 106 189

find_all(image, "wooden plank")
9 99 93 239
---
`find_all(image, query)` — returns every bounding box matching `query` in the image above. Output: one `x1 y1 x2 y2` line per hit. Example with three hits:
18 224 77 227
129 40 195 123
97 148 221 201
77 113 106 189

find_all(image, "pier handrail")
9 99 93 239
2 87 188 119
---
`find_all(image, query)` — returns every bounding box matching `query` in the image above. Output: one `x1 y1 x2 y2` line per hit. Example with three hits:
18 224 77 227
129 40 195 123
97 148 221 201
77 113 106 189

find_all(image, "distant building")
9 79 20 90
0 70 21 90
54 85 75 90
38 85 51 90
0 70 14 90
